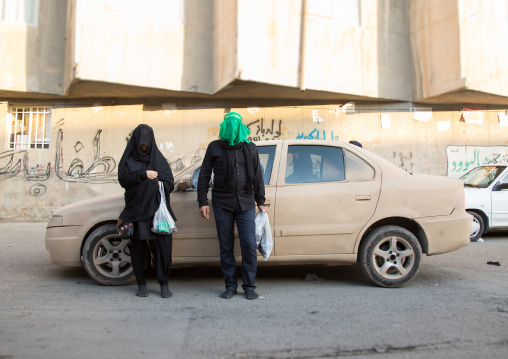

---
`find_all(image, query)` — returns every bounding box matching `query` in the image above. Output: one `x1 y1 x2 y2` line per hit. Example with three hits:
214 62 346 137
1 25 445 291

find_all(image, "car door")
273 142 380 255
171 163 220 257
491 169 508 227
242 143 279 256
171 143 280 257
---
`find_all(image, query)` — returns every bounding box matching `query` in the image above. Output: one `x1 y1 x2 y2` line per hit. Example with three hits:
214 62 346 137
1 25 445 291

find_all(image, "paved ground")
0 222 507 359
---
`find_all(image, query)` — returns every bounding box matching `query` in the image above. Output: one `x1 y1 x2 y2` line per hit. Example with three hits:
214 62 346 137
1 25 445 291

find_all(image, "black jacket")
197 140 265 211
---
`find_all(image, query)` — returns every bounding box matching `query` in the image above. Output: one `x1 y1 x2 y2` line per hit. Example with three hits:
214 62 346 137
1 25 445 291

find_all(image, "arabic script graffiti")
246 118 282 141
296 129 339 141
446 145 508 178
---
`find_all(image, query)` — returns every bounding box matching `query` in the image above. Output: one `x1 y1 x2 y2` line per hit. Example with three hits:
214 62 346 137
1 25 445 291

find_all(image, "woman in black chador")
118 124 175 298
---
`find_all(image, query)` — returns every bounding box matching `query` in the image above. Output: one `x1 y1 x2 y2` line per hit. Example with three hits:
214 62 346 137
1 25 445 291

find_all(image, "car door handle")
264 200 271 206
355 195 371 201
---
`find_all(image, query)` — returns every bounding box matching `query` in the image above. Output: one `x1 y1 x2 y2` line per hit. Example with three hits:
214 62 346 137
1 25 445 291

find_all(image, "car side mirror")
494 182 508 191
177 174 193 192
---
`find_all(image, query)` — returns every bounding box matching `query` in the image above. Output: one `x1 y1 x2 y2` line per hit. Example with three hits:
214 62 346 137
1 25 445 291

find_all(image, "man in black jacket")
197 112 265 300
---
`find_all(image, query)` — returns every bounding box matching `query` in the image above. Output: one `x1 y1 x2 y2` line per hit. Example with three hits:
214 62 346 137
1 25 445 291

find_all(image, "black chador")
118 124 176 298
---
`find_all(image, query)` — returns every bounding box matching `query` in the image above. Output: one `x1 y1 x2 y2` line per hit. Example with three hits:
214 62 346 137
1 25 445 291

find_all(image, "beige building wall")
458 0 508 97
0 0 67 96
2 0 508 220
2 100 508 221
232 0 412 100
65 0 214 95
410 0 464 100
410 0 508 103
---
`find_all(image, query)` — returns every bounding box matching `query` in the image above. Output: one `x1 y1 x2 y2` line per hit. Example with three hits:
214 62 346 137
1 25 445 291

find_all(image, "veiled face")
128 124 155 162
134 126 153 155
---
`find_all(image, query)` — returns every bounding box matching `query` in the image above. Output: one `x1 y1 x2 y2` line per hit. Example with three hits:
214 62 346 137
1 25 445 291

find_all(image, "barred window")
8 106 51 149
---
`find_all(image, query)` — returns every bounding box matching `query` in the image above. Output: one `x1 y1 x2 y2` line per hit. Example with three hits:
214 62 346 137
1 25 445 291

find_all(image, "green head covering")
219 112 251 146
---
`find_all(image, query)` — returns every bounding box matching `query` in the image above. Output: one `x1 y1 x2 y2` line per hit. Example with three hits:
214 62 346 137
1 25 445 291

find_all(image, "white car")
461 165 508 241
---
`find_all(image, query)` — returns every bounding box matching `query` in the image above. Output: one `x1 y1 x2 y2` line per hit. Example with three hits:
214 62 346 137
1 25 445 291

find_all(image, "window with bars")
8 106 52 149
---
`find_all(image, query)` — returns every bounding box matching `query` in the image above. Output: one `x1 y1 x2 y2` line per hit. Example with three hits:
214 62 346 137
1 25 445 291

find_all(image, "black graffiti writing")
55 129 117 183
392 151 414 173
0 150 22 181
246 118 282 141
191 148 205 165
24 153 51 181
29 183 47 196
170 158 185 172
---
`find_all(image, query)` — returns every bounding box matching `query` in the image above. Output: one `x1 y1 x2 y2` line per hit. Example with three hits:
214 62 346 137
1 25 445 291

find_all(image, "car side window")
257 146 276 185
286 145 345 184
191 168 214 190
498 173 508 187
344 150 375 180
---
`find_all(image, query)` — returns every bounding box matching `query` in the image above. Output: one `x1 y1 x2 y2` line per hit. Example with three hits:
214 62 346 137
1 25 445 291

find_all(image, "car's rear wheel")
82 224 135 285
359 226 422 288
467 211 484 242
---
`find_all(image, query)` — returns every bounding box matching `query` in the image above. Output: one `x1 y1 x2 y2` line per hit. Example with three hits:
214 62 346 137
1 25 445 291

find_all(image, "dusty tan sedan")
45 140 471 288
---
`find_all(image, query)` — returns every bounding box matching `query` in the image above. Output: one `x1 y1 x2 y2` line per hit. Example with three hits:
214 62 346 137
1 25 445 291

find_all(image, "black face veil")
118 124 174 222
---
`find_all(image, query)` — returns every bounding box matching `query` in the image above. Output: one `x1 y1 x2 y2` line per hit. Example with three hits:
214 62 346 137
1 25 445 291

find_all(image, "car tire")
467 211 484 242
359 225 422 288
82 224 135 286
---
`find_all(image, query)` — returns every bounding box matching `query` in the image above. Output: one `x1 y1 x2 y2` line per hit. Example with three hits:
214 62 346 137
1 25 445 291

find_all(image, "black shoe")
136 284 149 297
161 284 172 298
245 291 259 300
220 289 237 299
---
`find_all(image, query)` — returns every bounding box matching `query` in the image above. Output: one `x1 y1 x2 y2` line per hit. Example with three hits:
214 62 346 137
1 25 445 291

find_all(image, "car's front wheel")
359 226 422 288
467 211 484 242
82 224 135 285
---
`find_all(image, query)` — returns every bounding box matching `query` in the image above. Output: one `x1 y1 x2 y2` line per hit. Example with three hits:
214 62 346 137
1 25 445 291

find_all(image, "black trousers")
212 203 257 292
130 235 172 285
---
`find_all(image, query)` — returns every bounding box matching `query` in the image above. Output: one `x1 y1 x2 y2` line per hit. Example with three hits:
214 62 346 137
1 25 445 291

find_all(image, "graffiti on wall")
391 151 414 173
55 129 117 183
246 118 282 141
168 148 205 173
296 129 340 141
446 145 508 178
0 150 23 181
0 129 117 197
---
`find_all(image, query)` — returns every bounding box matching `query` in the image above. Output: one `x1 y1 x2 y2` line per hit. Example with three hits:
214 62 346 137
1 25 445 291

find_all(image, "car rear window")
344 150 375 180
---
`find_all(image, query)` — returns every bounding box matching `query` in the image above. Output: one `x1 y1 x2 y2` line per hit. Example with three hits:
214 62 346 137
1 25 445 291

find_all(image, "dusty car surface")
45 140 471 288
461 165 508 241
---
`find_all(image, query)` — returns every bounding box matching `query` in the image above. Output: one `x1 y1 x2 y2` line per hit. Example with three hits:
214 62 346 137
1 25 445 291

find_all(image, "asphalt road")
0 222 507 359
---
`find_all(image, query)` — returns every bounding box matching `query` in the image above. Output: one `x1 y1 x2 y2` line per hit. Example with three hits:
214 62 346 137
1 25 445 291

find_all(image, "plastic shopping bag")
255 210 273 260
151 182 177 234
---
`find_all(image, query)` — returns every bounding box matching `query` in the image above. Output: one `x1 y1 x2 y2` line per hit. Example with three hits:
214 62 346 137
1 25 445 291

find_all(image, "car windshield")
460 166 507 188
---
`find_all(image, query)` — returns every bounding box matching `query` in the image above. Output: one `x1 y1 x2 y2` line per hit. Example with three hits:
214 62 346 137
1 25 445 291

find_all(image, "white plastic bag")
151 181 177 234
255 210 273 260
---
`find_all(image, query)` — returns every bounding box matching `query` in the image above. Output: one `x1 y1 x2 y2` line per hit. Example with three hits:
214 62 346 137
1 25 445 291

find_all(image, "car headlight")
47 215 63 228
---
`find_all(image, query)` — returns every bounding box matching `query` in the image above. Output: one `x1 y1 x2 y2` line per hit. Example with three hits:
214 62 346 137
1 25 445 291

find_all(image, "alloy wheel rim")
92 234 133 279
372 236 415 280
470 217 481 238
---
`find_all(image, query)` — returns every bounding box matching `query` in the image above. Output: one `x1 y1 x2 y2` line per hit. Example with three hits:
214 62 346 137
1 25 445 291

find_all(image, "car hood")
49 166 195 227
463 187 480 193
464 186 491 208
51 192 125 226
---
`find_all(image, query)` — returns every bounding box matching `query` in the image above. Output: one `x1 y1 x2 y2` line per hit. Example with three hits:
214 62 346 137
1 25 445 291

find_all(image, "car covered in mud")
45 140 471 288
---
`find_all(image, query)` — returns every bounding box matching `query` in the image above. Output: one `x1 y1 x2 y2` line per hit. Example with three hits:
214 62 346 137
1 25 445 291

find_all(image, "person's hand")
258 205 266 213
146 170 158 179
200 206 210 219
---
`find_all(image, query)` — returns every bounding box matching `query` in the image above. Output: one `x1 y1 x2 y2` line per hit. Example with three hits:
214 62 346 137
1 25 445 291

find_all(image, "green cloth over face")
219 112 251 146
